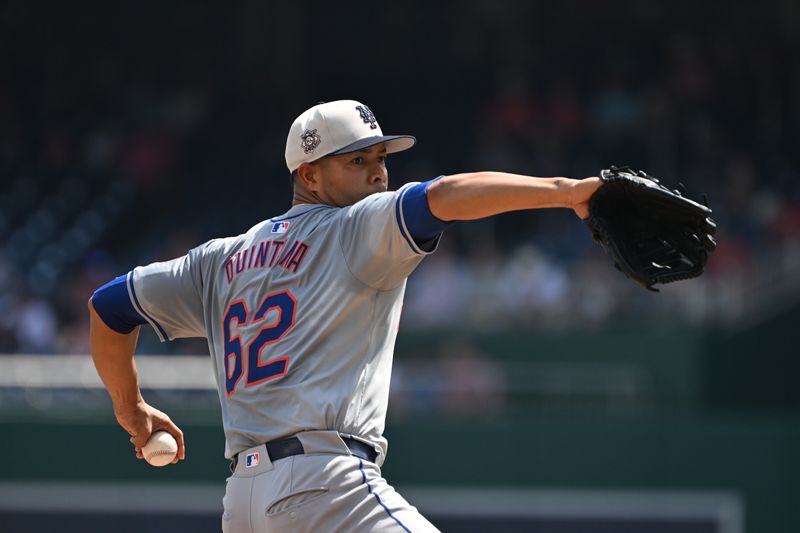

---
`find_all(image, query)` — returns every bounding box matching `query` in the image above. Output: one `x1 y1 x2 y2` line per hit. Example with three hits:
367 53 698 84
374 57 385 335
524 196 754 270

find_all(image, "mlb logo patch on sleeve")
246 452 260 468
271 222 290 234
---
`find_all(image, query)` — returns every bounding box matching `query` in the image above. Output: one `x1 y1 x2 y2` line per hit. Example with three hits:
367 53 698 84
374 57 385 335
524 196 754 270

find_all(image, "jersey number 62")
222 290 297 396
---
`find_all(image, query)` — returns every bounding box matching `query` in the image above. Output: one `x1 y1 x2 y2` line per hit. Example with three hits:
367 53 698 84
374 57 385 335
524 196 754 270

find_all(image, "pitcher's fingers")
131 432 150 450
176 431 186 460
162 419 185 461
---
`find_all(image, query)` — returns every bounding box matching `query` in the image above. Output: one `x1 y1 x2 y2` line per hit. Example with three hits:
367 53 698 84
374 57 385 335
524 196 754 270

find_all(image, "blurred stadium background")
1 0 799 531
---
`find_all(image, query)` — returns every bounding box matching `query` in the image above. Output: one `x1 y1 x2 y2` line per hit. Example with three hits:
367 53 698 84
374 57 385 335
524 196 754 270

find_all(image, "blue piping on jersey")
127 271 169 341
359 459 413 533
91 274 147 334
395 185 424 255
270 205 333 223
396 179 453 254
401 177 452 243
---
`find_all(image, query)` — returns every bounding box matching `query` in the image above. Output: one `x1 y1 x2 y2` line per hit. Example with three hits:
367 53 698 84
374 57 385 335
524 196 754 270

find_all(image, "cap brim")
329 135 416 156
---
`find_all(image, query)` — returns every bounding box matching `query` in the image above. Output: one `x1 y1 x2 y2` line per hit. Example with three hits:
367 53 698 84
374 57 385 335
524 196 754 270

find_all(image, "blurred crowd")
1 1 800 354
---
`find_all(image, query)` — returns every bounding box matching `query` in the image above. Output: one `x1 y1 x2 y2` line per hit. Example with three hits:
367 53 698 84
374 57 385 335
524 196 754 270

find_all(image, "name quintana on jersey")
225 238 310 284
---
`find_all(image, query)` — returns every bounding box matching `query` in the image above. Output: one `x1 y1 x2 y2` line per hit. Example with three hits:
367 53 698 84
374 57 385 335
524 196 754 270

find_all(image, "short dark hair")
289 169 298 190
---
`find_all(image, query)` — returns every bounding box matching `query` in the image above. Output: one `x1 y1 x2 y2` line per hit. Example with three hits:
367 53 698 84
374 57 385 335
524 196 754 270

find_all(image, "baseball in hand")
142 430 178 467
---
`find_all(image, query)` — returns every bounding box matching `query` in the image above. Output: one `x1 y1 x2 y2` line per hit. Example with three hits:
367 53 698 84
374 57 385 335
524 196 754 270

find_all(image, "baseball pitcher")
89 100 603 532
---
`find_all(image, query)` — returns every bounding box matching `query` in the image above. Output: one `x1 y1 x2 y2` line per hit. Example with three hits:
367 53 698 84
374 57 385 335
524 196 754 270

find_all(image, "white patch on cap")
300 129 322 154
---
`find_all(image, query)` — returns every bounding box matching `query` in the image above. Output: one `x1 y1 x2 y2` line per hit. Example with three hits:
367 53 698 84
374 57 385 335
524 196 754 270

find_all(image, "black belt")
231 436 377 470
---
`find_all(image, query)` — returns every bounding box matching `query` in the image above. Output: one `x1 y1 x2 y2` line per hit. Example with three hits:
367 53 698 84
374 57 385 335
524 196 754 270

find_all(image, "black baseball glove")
583 166 717 291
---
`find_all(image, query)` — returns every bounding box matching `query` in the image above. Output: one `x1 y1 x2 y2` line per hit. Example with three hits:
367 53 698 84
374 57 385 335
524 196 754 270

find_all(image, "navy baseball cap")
285 100 416 172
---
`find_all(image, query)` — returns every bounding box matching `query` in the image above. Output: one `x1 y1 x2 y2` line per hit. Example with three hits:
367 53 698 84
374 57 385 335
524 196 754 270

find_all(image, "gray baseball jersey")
127 182 436 461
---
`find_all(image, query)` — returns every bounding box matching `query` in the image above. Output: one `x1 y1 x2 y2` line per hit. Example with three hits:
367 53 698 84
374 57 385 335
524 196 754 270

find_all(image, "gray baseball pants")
222 431 440 532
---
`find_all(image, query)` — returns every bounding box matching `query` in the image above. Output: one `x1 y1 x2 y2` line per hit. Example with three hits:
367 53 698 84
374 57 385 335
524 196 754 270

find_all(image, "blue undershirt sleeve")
399 176 455 247
91 273 147 334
